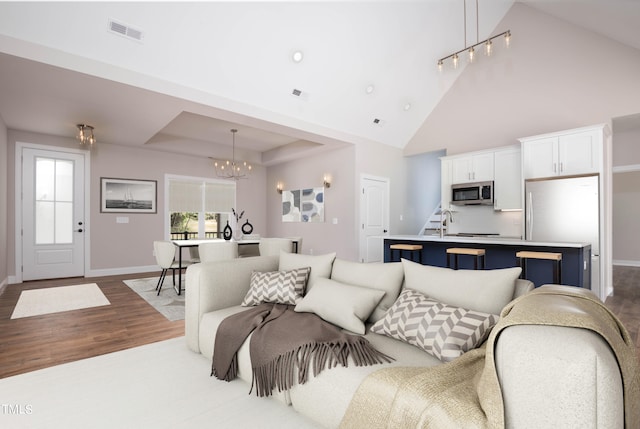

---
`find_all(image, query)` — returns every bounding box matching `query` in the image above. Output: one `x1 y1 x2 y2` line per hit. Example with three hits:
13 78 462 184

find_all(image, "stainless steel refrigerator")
525 174 600 291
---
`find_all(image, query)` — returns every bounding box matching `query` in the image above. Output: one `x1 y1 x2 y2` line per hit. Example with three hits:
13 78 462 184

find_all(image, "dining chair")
153 240 185 295
287 236 303 254
198 241 239 263
259 238 294 256
189 246 201 264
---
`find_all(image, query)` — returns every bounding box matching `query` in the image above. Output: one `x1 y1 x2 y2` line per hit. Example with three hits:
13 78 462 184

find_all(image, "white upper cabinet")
521 127 602 179
494 147 522 210
451 152 494 184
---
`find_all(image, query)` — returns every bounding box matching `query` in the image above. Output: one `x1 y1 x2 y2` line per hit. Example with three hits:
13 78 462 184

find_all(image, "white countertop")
384 234 591 249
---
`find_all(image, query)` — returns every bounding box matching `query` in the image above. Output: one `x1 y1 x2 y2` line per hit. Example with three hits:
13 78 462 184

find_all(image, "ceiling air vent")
290 88 309 101
108 19 144 42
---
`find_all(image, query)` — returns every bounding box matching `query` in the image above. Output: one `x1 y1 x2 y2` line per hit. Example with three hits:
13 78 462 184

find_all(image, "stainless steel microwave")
451 181 494 206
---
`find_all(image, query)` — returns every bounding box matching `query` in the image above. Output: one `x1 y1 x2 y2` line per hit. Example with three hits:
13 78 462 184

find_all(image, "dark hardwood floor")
0 266 638 380
0 272 184 379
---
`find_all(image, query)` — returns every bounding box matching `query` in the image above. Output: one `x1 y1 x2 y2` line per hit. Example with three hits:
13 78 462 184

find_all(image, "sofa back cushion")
401 259 521 316
331 259 404 323
279 251 336 291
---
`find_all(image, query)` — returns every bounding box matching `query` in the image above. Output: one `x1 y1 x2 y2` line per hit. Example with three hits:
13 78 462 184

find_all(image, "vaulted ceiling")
0 1 639 165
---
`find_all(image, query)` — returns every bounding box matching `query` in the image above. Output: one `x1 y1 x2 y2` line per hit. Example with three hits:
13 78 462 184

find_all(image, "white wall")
404 150 444 235
612 171 640 265
6 129 268 277
612 125 640 266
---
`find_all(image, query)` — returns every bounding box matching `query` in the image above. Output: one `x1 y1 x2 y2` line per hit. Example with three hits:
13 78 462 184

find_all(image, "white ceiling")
0 1 639 165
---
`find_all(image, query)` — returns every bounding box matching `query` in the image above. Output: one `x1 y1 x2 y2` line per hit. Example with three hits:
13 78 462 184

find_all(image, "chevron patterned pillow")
241 267 311 306
371 289 499 362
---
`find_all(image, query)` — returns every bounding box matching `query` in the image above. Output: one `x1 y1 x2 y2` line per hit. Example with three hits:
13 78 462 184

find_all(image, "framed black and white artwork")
100 178 157 213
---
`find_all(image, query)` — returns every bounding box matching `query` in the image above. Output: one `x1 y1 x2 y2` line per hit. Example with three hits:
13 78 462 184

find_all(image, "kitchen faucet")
440 209 454 238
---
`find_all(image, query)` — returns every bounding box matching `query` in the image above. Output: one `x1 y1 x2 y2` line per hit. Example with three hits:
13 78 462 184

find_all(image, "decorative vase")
223 220 232 241
241 219 254 235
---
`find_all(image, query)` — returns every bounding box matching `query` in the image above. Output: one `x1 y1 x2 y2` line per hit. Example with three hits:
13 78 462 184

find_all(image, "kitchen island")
384 235 591 289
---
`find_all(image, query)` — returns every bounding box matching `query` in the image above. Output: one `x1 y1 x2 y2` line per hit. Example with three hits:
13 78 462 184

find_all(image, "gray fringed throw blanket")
212 303 393 397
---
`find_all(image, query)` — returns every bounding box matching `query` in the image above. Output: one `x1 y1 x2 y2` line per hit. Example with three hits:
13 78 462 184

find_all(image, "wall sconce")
323 174 332 188
276 182 283 194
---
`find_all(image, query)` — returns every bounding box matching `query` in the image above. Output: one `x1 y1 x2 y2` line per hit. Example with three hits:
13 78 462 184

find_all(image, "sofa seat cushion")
288 327 441 429
199 306 292 405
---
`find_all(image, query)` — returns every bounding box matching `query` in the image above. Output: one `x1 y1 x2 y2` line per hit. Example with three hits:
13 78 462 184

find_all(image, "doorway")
16 143 89 281
359 175 389 263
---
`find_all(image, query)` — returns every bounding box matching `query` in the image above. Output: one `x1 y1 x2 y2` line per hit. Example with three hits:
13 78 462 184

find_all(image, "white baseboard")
612 260 640 267
85 265 159 278
5 266 159 285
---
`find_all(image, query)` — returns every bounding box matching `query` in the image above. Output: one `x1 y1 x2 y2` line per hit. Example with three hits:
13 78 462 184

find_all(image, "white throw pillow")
371 289 499 362
241 267 311 306
330 259 404 323
294 277 385 335
401 259 521 315
279 251 336 291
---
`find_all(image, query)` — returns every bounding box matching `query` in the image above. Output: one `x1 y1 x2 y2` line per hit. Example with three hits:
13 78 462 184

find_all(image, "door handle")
76 229 83 233
383 229 388 233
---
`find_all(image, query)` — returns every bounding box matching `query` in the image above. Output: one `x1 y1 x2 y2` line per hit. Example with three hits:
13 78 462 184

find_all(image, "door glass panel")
34 156 75 245
35 157 55 201
35 201 54 244
55 202 73 243
55 160 74 202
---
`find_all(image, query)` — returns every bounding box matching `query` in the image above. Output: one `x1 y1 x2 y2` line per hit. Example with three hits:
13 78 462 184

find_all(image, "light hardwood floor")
0 267 638 379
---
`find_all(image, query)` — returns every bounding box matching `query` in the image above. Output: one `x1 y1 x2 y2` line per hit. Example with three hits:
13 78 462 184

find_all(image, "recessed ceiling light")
292 50 304 63
365 84 375 94
403 103 412 111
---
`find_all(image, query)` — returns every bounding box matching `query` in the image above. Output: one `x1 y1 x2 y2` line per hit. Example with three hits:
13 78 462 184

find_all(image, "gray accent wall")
0 114 7 290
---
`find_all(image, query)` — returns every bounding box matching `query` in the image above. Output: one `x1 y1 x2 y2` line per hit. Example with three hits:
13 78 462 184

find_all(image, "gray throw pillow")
241 267 311 306
371 289 499 362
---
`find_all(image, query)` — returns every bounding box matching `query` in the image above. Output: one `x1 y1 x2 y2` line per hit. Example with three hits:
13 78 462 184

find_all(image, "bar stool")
446 248 486 270
389 244 423 263
515 251 562 284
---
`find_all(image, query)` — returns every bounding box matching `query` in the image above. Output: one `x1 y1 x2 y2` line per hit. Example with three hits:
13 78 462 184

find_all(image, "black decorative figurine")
242 219 254 235
223 220 233 241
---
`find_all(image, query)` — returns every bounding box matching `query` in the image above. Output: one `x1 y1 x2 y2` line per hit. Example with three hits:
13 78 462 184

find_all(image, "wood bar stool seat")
515 251 562 284
446 247 486 270
389 244 423 263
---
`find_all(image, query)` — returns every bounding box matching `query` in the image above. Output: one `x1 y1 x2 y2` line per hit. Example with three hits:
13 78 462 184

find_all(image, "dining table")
171 239 260 295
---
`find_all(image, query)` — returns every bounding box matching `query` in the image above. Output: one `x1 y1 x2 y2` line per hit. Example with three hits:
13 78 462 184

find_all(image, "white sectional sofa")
185 253 632 428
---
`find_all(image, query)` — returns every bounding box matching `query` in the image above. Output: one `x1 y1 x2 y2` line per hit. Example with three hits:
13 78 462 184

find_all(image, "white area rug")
123 277 184 321
0 337 318 429
10 283 110 319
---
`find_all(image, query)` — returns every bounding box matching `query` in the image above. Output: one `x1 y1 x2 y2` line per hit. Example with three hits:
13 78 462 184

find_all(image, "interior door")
359 176 389 263
22 147 85 280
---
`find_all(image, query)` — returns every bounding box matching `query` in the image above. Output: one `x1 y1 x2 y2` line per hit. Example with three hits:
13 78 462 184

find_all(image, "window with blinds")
167 177 235 240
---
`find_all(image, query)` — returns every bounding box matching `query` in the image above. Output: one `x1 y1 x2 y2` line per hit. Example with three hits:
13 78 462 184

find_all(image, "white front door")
359 175 389 263
21 147 86 280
